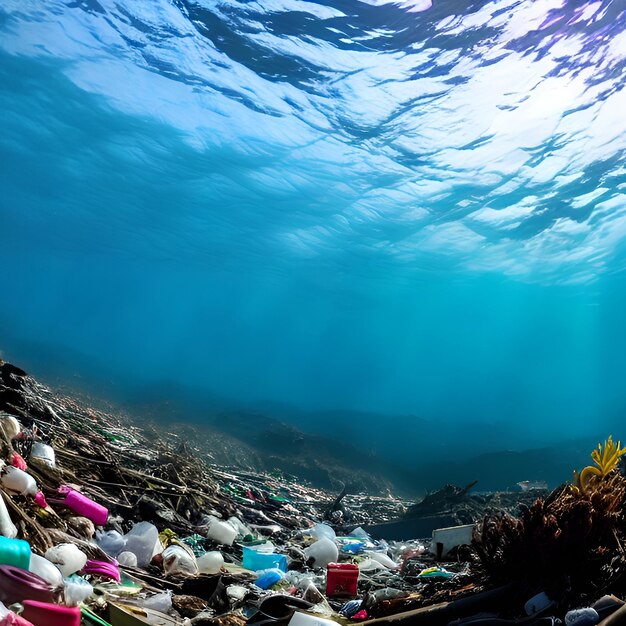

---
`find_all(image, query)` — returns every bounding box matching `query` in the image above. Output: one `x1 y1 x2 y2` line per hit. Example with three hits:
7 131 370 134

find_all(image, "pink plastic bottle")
51 486 108 526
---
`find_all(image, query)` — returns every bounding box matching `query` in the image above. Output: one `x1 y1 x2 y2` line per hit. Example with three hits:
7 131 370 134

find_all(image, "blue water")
2 0 626 477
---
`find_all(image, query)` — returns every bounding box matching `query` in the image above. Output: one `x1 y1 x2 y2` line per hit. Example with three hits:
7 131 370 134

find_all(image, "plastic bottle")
96 530 126 557
0 467 37 497
161 545 198 577
29 443 56 469
303 538 338 569
203 516 237 546
29 554 63 588
255 568 285 590
51 487 108 526
0 495 17 539
196 551 224 574
44 544 87 577
123 522 160 567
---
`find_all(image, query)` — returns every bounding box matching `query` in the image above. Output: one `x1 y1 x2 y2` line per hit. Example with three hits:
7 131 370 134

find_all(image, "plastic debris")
44 544 87 578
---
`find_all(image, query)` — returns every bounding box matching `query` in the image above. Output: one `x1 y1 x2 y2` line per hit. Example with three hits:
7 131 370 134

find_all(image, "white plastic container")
0 466 38 496
0 494 17 538
203 516 237 546
45 543 88 577
29 553 64 587
124 522 160 567
161 544 198 576
196 551 224 574
303 537 338 569
29 442 56 468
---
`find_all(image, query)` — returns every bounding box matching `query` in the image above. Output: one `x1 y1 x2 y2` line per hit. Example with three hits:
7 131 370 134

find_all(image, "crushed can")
326 562 359 597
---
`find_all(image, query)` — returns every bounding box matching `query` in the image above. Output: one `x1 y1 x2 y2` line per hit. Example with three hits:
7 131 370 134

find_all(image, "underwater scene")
2 0 626 498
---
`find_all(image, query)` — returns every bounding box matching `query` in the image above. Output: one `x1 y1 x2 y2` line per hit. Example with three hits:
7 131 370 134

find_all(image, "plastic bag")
44 544 87 577
29 554 63 588
63 575 93 606
124 522 160 567
117 551 138 567
161 544 198 577
196 551 224 574
139 590 172 613
96 530 126 557
310 524 336 542
364 551 399 570
0 415 20 441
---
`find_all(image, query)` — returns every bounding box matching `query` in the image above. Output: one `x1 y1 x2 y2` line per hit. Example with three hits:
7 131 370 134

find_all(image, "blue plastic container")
242 547 287 572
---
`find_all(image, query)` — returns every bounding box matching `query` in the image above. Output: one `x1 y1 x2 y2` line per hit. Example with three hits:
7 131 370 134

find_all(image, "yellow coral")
572 435 626 495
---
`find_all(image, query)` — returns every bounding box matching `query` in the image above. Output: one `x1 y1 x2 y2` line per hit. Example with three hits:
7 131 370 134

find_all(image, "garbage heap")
1 359 626 626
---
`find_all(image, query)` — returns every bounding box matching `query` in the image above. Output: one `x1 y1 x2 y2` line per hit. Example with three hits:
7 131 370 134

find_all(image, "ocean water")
1 0 626 484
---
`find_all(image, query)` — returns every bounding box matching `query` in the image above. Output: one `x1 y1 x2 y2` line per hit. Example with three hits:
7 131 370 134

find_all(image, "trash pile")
1 358 626 626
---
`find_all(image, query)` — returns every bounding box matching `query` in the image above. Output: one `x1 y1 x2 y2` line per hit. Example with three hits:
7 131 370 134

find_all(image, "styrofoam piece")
289 611 339 626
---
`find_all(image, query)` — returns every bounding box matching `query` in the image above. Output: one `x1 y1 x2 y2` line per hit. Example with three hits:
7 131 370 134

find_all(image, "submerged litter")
1 359 626 626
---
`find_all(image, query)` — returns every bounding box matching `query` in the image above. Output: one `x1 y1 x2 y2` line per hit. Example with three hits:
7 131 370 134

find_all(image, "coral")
474 437 626 603
572 435 626 495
